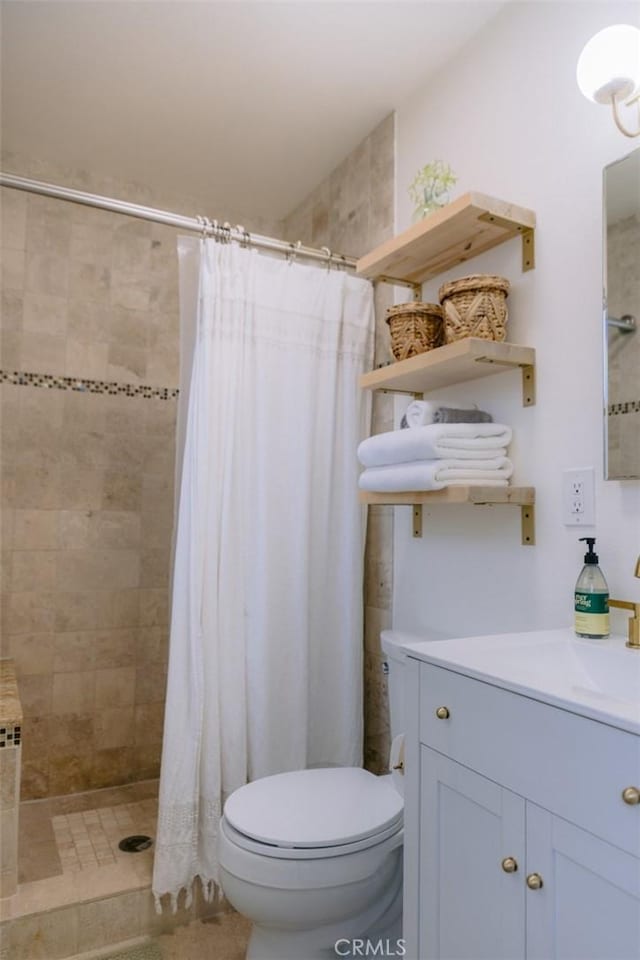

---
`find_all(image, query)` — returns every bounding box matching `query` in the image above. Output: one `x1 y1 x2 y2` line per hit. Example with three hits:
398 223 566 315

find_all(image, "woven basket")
386 302 444 361
438 274 510 344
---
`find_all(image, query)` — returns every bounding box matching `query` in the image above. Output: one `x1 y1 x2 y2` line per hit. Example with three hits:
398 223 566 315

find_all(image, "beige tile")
1 290 23 331
19 384 65 428
0 750 17 810
19 673 53 716
21 294 67 339
134 664 167 705
134 702 165 746
95 666 136 708
52 671 95 715
110 273 151 312
58 464 104 510
68 261 111 304
55 549 140 592
102 469 142 511
20 331 66 372
49 713 94 754
6 632 55 676
7 462 62 509
12 510 59 551
135 627 168 665
94 706 134 750
1 187 27 250
10 550 57 591
93 629 136 669
24 253 69 298
109 590 140 629
48 753 93 796
106 343 147 383
140 549 170 588
1 329 21 368
20 715 51 762
20 760 49 800
2 590 57 635
138 588 168 628
53 631 95 672
67 299 111 344
65 341 109 380
90 747 135 790
27 211 72 257
54 591 110 633
1 247 26 291
69 223 113 266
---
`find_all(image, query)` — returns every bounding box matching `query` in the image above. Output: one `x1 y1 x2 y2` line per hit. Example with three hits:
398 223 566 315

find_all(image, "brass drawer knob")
622 786 640 805
501 857 518 873
435 706 450 720
526 873 543 890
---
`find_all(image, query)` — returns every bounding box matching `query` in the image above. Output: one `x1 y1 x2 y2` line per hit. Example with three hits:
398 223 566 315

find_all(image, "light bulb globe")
577 24 640 104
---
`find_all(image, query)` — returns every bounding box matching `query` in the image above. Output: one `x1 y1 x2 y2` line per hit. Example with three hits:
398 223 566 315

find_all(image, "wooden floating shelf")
356 192 536 286
359 486 536 545
359 486 535 507
360 338 536 405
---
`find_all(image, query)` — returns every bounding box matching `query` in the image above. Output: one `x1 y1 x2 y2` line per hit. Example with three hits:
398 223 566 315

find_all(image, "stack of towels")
358 400 514 492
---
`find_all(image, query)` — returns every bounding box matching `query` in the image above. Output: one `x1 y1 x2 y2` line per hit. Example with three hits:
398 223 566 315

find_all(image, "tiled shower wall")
0 120 394 798
607 213 640 478
0 155 282 799
283 113 396 773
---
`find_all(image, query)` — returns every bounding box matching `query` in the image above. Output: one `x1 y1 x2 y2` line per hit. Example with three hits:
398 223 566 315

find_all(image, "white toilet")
218 628 447 960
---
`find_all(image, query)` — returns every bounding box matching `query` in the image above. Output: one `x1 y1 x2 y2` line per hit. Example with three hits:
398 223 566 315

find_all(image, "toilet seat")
223 767 403 858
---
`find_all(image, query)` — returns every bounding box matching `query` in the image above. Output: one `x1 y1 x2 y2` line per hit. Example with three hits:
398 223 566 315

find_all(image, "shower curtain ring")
237 225 251 248
321 246 332 269
222 222 232 243
287 240 302 263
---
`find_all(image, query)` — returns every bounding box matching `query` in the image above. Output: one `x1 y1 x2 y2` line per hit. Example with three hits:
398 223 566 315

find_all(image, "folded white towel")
358 423 512 468
358 458 513 492
402 399 481 428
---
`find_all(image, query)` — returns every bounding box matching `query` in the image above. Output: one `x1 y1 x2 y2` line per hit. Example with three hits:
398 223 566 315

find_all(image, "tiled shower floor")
2 780 251 959
18 780 158 885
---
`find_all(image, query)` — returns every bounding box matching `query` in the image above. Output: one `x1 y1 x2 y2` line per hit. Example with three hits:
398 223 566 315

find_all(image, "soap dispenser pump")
575 537 610 639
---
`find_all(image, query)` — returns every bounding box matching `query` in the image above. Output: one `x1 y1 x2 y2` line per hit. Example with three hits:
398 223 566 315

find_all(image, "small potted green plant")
408 161 457 221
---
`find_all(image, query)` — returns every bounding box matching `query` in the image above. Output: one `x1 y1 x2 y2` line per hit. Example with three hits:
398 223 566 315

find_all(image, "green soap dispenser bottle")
574 537 610 639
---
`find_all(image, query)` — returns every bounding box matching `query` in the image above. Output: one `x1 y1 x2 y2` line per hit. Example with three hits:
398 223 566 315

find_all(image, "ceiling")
1 1 506 220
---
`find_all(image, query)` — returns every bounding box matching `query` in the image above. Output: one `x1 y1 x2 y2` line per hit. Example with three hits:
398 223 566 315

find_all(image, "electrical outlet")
562 468 595 525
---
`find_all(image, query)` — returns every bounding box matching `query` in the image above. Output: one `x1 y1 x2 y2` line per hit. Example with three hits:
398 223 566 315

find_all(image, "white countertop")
405 627 640 735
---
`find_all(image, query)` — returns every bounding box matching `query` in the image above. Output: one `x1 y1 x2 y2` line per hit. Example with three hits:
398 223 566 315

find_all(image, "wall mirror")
604 147 640 479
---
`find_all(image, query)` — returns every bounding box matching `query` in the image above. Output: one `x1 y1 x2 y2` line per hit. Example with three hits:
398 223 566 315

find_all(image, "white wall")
392 1 640 639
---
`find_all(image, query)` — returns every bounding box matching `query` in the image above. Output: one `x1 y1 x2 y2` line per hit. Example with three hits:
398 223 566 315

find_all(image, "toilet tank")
381 628 452 738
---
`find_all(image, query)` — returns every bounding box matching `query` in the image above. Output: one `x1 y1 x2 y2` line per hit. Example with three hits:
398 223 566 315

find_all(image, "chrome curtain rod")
0 172 359 272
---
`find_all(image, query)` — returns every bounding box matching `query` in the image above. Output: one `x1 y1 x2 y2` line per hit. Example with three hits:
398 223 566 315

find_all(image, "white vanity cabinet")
403 652 640 960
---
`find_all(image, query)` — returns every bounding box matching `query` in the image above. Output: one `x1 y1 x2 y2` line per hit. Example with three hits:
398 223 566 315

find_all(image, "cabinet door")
526 802 640 960
419 747 526 960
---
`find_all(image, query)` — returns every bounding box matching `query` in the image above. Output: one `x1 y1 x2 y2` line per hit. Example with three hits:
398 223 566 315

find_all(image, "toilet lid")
224 767 403 849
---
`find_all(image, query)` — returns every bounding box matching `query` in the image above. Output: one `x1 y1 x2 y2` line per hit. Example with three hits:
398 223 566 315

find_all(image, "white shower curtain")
152 237 374 908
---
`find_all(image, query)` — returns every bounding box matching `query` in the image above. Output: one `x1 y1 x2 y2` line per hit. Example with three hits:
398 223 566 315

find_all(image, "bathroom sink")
406 628 640 733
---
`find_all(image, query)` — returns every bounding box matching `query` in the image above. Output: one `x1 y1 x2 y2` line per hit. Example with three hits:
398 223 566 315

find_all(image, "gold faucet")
609 556 640 650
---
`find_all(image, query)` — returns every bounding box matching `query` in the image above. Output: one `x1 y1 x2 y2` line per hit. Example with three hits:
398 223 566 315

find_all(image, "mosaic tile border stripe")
0 369 179 400
0 724 21 749
607 400 640 416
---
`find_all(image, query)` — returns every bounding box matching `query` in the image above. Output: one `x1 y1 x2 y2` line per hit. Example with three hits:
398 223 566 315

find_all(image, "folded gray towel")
434 407 493 424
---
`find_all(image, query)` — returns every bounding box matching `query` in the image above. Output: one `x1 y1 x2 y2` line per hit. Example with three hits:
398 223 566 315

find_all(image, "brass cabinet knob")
435 706 450 720
526 873 543 890
622 786 640 805
501 857 518 873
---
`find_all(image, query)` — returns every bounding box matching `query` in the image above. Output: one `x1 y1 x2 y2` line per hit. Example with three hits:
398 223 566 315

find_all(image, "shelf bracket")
412 505 423 538
521 504 535 546
521 363 536 406
521 228 535 272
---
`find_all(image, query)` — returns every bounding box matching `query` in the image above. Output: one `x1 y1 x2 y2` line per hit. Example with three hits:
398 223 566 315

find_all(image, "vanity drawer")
418 662 640 857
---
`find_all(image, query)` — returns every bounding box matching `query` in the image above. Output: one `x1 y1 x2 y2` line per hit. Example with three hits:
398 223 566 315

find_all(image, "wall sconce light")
577 24 640 138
